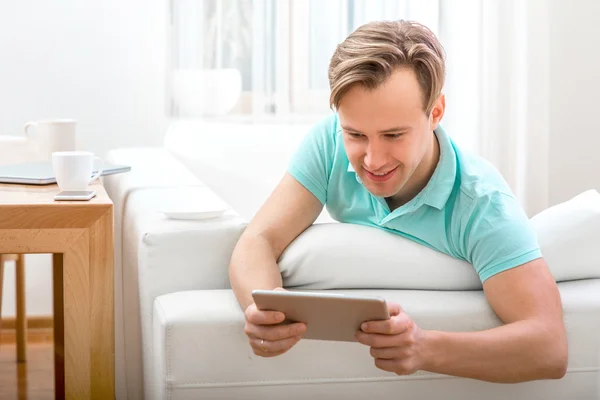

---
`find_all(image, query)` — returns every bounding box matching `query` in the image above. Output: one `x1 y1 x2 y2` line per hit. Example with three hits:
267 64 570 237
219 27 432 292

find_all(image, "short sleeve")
460 191 542 283
287 114 338 205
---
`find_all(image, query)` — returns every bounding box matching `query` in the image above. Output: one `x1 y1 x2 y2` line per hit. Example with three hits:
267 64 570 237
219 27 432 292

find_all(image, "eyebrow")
341 125 411 134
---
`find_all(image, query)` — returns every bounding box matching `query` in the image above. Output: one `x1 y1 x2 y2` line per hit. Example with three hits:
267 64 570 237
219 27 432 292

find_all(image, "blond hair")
328 20 445 115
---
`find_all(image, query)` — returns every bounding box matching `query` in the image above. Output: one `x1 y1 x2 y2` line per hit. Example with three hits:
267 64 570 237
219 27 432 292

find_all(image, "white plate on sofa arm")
160 208 229 220
156 186 232 220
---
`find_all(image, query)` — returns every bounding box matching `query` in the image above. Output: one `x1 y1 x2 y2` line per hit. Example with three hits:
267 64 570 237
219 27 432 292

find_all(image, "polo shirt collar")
346 125 456 211
419 125 457 210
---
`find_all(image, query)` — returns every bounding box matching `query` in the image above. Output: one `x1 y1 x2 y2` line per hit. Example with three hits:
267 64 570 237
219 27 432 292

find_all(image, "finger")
374 358 397 373
251 335 301 356
356 332 399 348
258 349 286 358
245 321 307 341
361 313 413 335
356 330 415 348
370 346 406 360
273 287 288 292
246 305 286 325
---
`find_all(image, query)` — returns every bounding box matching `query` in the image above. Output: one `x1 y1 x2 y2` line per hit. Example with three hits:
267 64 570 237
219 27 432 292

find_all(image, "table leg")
53 253 65 400
88 208 114 399
51 206 113 400
16 255 27 362
61 208 113 399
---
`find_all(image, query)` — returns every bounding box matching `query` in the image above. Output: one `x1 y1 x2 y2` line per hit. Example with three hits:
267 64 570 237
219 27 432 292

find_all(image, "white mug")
52 151 104 191
24 119 77 160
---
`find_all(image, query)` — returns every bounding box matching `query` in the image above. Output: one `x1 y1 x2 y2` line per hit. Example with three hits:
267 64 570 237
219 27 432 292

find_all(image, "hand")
244 287 307 357
356 302 426 375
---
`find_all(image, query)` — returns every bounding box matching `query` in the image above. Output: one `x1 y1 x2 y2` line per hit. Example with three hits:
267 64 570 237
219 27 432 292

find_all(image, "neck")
388 132 440 209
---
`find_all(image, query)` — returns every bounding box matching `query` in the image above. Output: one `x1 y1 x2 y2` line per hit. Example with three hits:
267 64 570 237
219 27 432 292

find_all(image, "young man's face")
337 68 444 200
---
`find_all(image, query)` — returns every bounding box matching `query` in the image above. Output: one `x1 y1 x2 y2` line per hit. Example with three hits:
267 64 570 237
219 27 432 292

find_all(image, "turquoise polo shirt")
287 114 542 283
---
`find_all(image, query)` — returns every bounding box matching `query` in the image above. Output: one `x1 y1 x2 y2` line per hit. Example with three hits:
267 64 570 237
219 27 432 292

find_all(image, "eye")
385 133 402 139
347 132 363 138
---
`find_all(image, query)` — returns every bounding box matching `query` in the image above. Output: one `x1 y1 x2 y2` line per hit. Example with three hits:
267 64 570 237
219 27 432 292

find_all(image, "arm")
358 258 568 382
421 258 568 382
229 116 335 357
229 172 324 310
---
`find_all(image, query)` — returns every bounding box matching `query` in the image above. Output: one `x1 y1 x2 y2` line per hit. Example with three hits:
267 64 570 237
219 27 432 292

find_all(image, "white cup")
52 151 104 191
24 119 77 160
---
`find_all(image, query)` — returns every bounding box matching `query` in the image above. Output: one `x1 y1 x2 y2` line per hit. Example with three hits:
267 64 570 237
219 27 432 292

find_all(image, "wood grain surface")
0 181 114 399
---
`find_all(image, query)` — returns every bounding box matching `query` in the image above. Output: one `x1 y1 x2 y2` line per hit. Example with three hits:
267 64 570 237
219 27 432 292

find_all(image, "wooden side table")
0 181 114 400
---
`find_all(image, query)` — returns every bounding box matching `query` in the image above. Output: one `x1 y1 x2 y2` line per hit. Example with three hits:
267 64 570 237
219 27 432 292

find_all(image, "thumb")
387 302 402 317
273 287 287 292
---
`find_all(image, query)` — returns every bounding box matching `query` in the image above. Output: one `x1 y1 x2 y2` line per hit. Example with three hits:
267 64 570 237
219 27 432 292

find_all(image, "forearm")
422 320 567 383
229 232 283 310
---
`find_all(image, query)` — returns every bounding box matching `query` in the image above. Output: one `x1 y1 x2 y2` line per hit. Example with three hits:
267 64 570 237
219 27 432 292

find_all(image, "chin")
363 181 404 198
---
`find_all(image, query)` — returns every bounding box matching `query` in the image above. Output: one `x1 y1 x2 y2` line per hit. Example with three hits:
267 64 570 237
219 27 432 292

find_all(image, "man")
228 20 567 382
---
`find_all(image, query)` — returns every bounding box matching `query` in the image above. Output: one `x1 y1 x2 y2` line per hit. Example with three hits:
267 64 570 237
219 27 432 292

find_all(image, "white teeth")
365 167 396 176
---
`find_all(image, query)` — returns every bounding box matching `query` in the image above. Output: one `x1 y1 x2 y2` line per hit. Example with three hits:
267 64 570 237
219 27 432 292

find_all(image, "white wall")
548 0 600 206
1 0 168 317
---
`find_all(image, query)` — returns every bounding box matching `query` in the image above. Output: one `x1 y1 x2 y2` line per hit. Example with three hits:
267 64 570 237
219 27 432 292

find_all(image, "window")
168 0 439 121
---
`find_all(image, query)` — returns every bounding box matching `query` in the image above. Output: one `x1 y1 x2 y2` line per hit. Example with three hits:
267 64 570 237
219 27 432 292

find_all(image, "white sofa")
104 120 600 400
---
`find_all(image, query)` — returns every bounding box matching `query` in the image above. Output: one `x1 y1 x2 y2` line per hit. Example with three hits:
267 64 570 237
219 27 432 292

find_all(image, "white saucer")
157 186 231 220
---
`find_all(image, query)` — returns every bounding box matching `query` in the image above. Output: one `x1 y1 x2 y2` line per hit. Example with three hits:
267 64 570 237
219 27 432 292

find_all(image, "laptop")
0 161 131 185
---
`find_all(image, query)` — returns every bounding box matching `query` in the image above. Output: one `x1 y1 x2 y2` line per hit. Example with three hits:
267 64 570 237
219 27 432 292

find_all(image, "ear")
429 93 445 130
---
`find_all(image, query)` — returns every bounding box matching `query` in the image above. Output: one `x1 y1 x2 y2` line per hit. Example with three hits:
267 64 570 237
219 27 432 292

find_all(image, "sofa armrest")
126 186 247 400
104 147 247 295
127 186 247 293
104 147 248 400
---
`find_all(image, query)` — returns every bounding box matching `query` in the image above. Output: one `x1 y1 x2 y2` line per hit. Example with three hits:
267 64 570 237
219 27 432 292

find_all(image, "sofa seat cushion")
152 282 600 400
278 190 600 291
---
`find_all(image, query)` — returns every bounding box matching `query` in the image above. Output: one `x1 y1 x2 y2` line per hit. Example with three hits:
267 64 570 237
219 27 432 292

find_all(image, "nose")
363 141 388 172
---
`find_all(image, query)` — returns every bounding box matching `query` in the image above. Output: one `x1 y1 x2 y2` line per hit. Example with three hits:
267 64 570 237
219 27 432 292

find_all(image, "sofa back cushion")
164 120 309 221
279 190 600 290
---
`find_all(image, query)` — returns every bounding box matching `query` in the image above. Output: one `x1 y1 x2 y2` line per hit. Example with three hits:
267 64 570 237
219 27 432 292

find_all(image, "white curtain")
439 0 550 217
169 0 551 215
168 0 439 119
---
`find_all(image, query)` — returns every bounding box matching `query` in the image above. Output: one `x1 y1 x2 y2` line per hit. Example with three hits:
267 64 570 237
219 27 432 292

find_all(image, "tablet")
251 290 390 342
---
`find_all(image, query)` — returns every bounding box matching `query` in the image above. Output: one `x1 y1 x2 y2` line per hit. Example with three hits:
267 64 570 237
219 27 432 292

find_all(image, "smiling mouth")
364 166 398 182
365 167 397 175
368 169 394 176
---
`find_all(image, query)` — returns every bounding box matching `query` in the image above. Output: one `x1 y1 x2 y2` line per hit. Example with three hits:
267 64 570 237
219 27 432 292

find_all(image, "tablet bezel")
251 290 390 342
